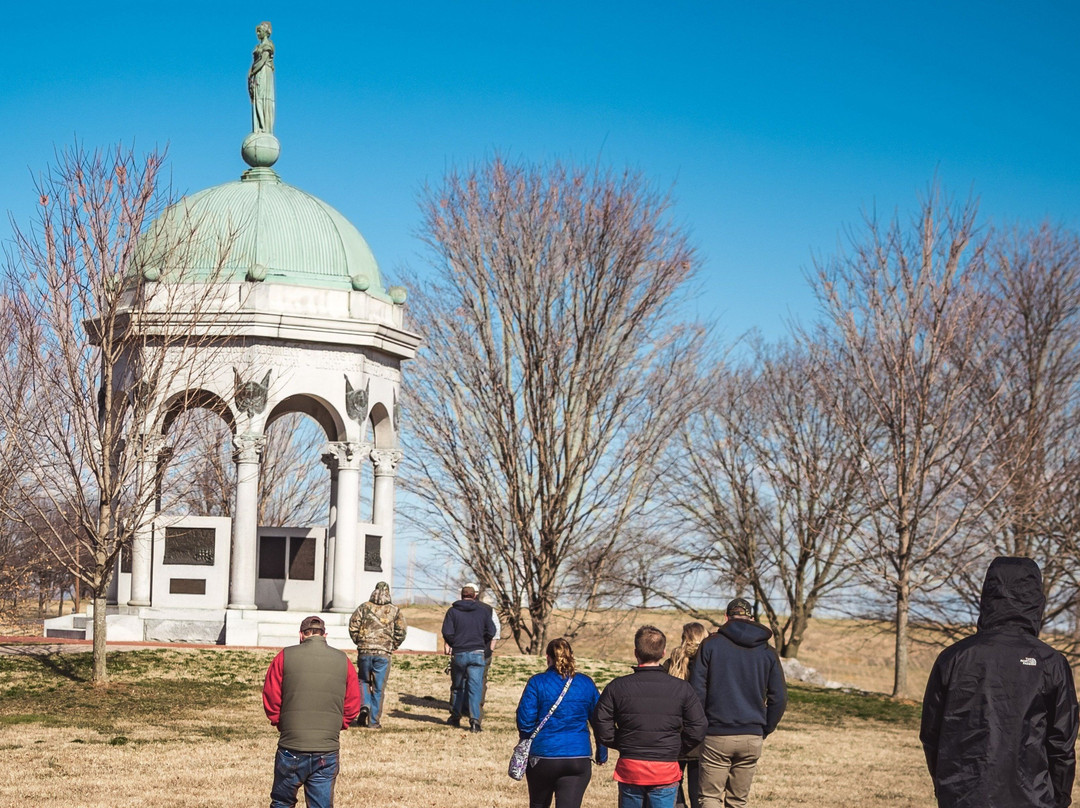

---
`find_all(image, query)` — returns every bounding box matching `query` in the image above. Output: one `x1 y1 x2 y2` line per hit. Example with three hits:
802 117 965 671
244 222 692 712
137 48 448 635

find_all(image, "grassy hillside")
404 604 942 697
0 646 935 807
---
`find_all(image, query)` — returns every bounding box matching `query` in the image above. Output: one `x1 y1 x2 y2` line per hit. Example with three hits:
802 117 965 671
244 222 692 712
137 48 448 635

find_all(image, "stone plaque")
289 536 316 581
259 535 287 579
169 578 207 595
163 527 216 566
364 535 382 572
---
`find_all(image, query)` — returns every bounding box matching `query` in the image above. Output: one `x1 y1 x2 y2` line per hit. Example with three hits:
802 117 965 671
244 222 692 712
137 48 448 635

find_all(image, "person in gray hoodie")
689 598 786 808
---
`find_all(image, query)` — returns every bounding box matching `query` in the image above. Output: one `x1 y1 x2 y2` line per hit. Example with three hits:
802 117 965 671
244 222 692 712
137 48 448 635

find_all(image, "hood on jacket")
452 599 480 611
370 581 392 606
718 617 773 648
977 556 1045 635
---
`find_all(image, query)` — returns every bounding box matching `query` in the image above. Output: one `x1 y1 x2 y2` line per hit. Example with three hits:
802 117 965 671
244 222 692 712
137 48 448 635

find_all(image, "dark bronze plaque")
364 535 382 572
289 536 316 581
120 542 132 573
169 578 206 595
258 535 286 579
163 527 215 566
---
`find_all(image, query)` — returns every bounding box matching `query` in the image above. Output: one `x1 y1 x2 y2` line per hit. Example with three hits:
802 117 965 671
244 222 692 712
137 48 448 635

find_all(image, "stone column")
320 450 340 610
370 449 404 573
229 433 265 610
127 438 160 608
325 441 367 613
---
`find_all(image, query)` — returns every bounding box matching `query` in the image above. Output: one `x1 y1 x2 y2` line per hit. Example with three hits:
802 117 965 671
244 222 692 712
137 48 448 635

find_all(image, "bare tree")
811 191 1003 697
0 143 232 683
947 225 1080 634
660 338 870 657
168 410 327 526
402 157 705 652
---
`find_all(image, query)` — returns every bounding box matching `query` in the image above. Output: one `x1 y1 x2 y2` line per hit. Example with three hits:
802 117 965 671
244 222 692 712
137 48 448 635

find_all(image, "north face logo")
1020 657 1037 666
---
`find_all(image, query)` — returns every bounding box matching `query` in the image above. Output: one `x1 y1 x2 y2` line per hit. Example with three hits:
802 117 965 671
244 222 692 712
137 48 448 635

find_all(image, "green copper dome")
139 168 385 296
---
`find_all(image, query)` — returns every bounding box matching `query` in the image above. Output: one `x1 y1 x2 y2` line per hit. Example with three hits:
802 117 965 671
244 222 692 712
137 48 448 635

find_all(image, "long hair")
667 622 708 680
546 638 575 678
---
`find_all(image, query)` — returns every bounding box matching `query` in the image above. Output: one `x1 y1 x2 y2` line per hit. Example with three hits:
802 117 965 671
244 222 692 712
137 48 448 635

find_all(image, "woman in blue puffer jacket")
516 638 608 808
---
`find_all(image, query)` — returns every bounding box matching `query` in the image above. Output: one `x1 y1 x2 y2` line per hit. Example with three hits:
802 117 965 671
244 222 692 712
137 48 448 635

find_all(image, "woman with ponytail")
516 638 608 807
663 622 709 808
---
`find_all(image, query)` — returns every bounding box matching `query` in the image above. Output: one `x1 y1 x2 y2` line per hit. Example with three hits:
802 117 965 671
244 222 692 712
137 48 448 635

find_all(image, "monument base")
42 605 438 651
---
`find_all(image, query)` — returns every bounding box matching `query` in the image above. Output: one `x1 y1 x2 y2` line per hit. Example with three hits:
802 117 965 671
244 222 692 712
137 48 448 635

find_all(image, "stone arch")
160 389 235 436
266 394 345 441
369 402 394 448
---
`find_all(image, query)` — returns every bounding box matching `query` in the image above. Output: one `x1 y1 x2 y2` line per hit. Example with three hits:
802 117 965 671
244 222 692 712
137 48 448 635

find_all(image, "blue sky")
5 2 1079 342
5 3 1079 597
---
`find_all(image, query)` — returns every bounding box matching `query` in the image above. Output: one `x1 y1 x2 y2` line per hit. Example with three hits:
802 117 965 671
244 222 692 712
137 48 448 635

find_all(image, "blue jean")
356 654 391 722
618 782 679 808
450 650 486 721
270 748 339 808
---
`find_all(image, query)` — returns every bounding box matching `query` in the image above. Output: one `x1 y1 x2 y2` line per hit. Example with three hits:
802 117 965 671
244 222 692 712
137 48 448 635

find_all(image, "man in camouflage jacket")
348 582 407 729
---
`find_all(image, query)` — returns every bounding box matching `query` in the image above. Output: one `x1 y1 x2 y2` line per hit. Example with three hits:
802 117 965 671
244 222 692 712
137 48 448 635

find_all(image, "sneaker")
369 720 382 730
469 720 482 733
357 706 370 728
446 715 461 728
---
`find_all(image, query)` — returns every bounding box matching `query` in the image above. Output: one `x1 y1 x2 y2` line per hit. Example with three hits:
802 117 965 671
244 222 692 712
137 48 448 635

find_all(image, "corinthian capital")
232 433 266 464
370 448 404 477
321 440 369 471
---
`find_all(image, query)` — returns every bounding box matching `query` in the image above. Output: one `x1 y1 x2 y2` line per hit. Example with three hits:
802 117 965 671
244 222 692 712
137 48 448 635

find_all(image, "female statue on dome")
248 21 275 134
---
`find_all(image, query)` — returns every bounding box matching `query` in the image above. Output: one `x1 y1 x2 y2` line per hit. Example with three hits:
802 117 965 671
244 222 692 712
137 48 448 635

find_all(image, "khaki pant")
698 734 763 808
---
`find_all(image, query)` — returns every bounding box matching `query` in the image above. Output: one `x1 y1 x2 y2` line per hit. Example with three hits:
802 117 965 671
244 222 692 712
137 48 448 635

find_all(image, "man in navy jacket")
441 584 496 732
690 598 786 808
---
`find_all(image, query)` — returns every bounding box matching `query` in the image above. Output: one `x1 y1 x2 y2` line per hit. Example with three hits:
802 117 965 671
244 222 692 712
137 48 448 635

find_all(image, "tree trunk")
57 588 63 617
892 578 910 699
781 607 810 658
91 592 108 685
529 602 550 655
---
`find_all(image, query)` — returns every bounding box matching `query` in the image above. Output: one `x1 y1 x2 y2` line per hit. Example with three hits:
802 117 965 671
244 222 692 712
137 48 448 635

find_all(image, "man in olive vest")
263 615 362 808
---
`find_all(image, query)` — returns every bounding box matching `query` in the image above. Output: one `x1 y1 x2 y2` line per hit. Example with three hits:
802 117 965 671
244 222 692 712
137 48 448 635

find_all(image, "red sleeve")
263 651 285 726
342 657 361 728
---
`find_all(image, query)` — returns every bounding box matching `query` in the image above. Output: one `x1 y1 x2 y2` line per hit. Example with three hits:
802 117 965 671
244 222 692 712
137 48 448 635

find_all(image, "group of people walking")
257 556 1079 808
516 598 787 808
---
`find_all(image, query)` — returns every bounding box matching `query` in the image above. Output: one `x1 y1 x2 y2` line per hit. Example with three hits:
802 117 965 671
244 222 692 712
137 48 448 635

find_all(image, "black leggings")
525 757 592 808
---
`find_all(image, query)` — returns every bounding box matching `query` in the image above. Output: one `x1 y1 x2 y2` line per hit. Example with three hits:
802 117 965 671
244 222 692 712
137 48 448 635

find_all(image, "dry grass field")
0 638 943 808
404 605 943 696
13 605 1073 806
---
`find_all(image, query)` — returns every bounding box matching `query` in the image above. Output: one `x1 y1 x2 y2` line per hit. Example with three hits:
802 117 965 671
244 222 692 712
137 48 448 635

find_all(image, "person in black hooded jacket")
921 556 1079 808
689 598 786 808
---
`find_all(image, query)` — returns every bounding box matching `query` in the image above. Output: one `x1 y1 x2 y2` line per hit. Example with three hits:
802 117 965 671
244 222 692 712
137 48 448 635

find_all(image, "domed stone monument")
45 24 429 650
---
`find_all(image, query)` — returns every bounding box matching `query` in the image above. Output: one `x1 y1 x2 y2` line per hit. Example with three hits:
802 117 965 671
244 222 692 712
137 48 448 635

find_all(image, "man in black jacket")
441 584 496 732
690 598 786 808
921 556 1078 808
591 625 706 808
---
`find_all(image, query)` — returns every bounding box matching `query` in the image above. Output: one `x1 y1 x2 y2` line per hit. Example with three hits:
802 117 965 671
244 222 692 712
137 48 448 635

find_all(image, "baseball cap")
300 615 326 633
726 598 754 618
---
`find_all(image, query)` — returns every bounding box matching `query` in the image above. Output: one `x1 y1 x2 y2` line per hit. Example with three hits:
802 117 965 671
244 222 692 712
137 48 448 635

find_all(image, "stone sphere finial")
242 132 281 168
